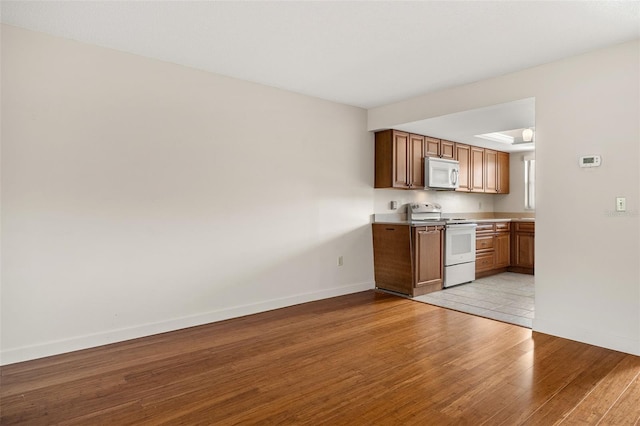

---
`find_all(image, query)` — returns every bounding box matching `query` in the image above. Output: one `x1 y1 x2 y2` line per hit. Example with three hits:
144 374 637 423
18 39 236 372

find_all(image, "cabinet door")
497 151 510 194
392 131 410 188
455 144 471 192
476 251 495 273
485 149 498 193
440 140 455 159
414 227 443 288
470 147 485 192
409 134 425 188
372 224 413 294
513 233 535 268
425 136 440 157
494 232 510 268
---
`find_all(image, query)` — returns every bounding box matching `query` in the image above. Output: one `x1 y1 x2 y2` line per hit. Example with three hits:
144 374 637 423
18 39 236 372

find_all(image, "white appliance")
444 223 477 288
425 157 459 190
407 202 442 221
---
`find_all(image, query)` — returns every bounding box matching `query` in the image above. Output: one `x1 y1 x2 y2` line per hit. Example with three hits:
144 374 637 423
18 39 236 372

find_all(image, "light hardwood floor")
2 291 639 425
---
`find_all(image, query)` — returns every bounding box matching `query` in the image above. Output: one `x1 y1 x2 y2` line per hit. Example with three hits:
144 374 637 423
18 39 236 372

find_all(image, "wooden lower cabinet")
509 222 535 274
494 232 511 268
476 251 495 273
414 226 444 289
372 223 444 296
475 222 511 278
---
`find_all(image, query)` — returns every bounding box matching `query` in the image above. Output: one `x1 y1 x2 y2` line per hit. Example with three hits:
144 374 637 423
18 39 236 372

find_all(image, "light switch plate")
616 197 626 212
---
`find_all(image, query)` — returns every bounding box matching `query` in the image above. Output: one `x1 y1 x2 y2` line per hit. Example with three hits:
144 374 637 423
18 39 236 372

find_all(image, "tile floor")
413 272 534 328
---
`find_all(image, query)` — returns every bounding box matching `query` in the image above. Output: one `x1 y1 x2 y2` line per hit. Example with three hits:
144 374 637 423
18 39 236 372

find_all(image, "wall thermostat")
579 155 601 168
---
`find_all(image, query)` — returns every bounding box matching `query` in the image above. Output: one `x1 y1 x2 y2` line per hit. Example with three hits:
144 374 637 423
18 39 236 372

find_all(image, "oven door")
445 223 477 266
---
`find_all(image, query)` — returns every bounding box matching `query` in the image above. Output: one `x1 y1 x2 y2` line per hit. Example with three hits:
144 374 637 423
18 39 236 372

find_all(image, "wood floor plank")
597 367 640 425
1 290 639 425
519 349 626 424
561 354 640 425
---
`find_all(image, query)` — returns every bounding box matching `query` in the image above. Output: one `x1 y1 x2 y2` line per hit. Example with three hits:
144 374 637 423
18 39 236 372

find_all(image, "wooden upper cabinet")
425 137 440 157
409 134 425 188
375 130 425 189
424 137 455 159
375 129 510 193
375 130 409 189
440 140 455 159
455 143 471 192
470 147 485 192
485 149 498 193
497 151 510 194
392 131 410 188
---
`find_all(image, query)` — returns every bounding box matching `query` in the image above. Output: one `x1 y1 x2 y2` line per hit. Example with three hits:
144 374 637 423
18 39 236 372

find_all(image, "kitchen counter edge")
372 218 535 226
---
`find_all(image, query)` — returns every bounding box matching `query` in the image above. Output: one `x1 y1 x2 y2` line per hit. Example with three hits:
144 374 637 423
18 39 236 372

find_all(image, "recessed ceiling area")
394 98 536 153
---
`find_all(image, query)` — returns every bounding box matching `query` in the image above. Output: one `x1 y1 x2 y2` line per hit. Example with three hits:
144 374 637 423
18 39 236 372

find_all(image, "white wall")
0 25 375 364
374 189 495 215
369 40 640 355
494 153 531 214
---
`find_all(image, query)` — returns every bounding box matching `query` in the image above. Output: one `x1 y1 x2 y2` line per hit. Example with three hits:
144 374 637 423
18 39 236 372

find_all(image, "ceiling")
2 1 638 152
396 98 536 152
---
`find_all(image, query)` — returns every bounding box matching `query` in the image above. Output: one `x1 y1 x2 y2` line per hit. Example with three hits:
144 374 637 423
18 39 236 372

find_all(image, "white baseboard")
0 281 375 365
533 317 640 356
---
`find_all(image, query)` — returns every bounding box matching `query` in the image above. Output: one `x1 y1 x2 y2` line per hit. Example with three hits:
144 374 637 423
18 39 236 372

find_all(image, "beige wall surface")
369 40 640 355
0 25 375 364
3 23 638 363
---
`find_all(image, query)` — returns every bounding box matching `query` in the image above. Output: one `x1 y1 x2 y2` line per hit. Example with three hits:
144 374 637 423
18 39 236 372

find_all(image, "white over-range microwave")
425 157 460 190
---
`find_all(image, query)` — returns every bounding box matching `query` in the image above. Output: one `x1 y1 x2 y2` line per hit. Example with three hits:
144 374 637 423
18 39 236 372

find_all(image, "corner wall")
369 40 640 355
0 25 375 364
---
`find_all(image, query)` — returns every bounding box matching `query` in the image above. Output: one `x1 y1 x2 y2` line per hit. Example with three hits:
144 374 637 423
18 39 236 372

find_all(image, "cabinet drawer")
476 223 495 233
515 222 535 232
476 235 494 251
495 222 511 232
414 225 443 233
476 252 495 272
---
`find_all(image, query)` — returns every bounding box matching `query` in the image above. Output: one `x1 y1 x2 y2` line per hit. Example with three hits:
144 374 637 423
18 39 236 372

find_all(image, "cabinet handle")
385 228 396 231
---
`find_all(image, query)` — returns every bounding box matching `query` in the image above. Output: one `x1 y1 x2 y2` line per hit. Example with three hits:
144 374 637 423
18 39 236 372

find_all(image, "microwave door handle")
451 169 458 185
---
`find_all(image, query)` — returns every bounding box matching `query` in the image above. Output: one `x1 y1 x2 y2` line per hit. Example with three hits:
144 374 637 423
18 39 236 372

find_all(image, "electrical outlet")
616 197 626 212
337 256 344 266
